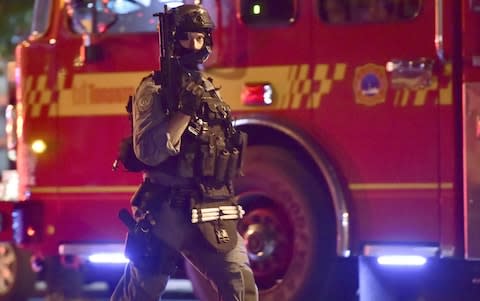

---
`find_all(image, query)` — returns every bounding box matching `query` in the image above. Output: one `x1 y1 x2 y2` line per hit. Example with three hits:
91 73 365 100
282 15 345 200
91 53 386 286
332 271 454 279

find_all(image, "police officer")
110 4 258 301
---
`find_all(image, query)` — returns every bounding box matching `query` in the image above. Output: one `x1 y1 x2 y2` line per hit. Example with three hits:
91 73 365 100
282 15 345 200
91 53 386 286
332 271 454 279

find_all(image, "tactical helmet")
170 5 215 67
173 4 215 34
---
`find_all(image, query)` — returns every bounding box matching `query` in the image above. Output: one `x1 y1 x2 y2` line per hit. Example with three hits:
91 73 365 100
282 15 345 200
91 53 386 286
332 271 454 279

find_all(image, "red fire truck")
2 0 480 300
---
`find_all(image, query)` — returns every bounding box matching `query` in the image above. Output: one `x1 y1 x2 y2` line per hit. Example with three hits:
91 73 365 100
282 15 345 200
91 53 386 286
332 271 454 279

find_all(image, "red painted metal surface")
2 0 477 260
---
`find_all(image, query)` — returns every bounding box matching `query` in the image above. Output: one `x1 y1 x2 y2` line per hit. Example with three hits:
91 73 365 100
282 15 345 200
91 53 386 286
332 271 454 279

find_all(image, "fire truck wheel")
0 243 36 301
187 145 337 301
44 256 84 299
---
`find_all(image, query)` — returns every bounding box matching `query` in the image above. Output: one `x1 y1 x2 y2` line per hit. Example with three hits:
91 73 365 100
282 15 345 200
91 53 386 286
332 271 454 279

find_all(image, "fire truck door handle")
435 0 445 62
385 58 434 89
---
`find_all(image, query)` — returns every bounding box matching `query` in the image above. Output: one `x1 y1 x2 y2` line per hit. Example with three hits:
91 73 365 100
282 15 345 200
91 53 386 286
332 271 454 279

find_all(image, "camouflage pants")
110 202 258 301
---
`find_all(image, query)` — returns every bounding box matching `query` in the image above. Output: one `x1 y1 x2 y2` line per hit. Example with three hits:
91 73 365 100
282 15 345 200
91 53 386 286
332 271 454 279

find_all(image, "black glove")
178 74 204 116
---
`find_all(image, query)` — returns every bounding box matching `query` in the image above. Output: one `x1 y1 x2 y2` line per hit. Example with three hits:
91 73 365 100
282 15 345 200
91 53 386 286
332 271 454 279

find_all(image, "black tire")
187 145 337 301
0 243 36 301
44 256 84 299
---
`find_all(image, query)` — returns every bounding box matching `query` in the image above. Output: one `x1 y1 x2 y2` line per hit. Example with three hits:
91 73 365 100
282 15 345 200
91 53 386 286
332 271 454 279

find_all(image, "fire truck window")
240 0 296 26
66 0 184 34
319 0 421 24
31 0 53 38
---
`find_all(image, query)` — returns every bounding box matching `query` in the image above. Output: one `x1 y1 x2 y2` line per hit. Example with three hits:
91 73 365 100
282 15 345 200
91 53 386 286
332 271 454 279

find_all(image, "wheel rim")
238 194 294 290
0 243 17 295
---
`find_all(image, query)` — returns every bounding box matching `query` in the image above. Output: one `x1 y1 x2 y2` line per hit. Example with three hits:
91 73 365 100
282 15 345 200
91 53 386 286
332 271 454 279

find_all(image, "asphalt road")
28 279 199 301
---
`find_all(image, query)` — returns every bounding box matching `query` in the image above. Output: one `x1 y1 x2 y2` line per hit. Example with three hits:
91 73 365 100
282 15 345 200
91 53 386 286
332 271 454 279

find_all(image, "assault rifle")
153 6 183 113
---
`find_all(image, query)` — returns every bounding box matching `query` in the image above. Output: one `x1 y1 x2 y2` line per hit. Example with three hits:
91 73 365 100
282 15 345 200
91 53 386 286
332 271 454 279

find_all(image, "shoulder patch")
135 74 159 112
136 94 154 112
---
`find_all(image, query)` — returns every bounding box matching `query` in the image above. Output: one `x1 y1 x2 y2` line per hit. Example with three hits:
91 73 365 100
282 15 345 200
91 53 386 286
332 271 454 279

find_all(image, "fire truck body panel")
462 0 480 259
2 0 480 299
14 0 455 260
214 0 451 253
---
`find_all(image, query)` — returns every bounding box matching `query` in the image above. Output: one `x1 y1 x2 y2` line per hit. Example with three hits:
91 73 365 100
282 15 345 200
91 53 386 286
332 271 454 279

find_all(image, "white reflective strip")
220 209 240 214
192 212 220 218
192 208 219 214
219 205 237 210
200 208 220 213
191 204 244 223
192 215 219 223
220 214 240 220
193 211 241 217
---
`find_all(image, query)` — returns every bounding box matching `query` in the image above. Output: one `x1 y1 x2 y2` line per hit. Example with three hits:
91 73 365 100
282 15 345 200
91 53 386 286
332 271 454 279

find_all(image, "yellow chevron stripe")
413 77 438 106
37 74 47 89
333 63 347 80
439 80 452 105
25 62 452 118
49 65 321 117
291 64 309 109
25 75 33 92
31 185 137 194
401 90 410 107
349 182 453 190
314 64 328 79
394 91 401 106
283 65 296 109
310 64 331 109
30 182 453 194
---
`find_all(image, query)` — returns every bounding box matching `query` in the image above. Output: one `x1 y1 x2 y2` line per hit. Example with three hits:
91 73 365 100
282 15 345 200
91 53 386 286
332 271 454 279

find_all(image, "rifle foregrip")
118 208 136 232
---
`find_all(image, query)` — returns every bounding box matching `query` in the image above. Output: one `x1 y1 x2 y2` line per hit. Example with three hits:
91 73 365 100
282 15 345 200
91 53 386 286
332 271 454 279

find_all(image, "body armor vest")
150 76 247 186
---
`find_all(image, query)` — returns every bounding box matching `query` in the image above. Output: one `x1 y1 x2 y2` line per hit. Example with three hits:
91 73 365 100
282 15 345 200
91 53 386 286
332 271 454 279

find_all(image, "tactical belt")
191 205 245 224
144 173 195 187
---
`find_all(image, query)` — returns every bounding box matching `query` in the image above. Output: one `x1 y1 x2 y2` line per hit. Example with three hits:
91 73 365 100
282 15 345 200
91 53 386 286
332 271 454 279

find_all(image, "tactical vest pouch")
177 152 195 178
225 130 247 179
215 150 230 182
237 131 248 167
118 136 146 172
200 144 216 176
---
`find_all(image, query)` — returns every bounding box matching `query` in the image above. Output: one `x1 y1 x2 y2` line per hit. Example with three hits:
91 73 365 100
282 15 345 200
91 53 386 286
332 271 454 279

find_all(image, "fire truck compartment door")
462 0 480 259
464 83 480 259
312 0 450 247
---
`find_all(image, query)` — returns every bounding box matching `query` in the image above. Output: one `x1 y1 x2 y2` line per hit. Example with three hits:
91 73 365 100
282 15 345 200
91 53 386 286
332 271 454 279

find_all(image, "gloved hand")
178 73 205 116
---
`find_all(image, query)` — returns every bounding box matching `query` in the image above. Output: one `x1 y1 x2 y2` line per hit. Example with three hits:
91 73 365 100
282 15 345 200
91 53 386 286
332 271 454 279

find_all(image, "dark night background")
0 1 35 60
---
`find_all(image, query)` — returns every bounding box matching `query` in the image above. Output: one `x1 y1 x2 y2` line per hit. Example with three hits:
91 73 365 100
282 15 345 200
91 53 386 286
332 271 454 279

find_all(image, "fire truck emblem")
353 64 388 106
